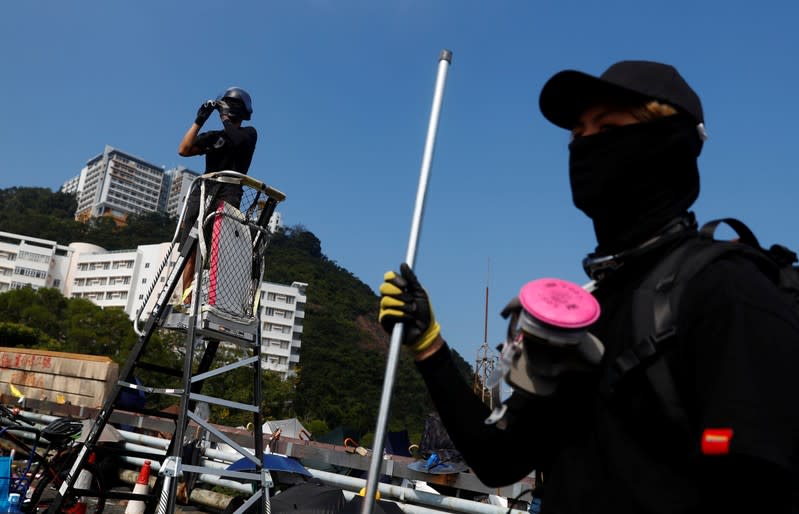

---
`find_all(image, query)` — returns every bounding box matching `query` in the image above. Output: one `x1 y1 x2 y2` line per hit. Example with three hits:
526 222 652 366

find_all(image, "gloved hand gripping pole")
361 49 453 514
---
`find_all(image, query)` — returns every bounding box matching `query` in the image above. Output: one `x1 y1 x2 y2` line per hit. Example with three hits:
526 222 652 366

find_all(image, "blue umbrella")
407 452 468 475
227 453 312 477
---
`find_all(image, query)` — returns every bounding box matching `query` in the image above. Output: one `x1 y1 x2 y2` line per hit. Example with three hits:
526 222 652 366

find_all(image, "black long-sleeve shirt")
417 250 799 513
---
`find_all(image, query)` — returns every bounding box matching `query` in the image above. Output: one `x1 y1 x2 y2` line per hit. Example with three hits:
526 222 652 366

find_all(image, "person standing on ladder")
176 87 258 307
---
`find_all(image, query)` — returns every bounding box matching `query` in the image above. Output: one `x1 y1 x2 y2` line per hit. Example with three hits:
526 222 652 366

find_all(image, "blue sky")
1 1 797 365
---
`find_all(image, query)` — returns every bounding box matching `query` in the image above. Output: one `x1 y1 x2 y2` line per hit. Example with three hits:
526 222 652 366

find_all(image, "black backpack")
609 218 799 431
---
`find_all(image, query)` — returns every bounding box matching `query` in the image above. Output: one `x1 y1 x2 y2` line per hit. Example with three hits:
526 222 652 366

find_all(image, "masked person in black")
379 61 799 513
176 87 257 306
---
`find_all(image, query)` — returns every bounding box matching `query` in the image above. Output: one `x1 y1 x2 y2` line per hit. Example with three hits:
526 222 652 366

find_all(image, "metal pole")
361 48 453 514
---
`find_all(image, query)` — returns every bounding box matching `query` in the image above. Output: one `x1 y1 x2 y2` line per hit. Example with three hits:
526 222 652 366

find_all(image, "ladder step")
118 380 184 396
159 305 191 331
199 308 258 345
159 306 258 346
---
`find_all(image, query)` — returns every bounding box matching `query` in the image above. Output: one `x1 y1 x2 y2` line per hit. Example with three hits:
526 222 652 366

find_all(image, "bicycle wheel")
25 459 106 514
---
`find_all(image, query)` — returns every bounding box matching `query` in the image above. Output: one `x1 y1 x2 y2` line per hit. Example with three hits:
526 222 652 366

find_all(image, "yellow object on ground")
358 487 380 500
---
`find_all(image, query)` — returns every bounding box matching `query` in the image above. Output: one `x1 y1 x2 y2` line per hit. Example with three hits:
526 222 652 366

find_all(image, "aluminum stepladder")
47 171 286 514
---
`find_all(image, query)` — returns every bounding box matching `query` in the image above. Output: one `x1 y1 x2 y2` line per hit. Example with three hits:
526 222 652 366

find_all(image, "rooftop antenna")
473 258 496 407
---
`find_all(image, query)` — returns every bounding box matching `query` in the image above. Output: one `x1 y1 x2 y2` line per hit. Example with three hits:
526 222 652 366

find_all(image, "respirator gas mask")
485 278 603 428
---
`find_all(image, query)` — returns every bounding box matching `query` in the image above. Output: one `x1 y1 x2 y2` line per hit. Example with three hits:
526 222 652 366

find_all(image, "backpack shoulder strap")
610 233 764 431
611 238 729 381
628 217 777 362
699 217 761 247
610 217 787 432
767 244 799 318
698 218 781 284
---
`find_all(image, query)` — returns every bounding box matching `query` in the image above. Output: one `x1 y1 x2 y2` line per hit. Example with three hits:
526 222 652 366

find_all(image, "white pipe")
311 469 526 514
118 455 253 494
121 466 500 514
13 411 529 514
112 451 526 514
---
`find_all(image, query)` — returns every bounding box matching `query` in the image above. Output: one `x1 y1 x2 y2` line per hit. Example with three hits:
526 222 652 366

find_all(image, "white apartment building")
0 230 305 377
0 232 72 293
163 166 200 219
259 281 307 378
64 242 174 316
60 175 82 196
73 145 166 224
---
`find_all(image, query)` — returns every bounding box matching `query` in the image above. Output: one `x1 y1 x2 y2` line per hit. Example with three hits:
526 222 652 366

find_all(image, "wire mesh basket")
194 171 284 322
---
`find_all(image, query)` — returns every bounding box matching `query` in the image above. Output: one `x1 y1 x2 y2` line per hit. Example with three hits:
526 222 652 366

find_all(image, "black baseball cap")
539 60 704 130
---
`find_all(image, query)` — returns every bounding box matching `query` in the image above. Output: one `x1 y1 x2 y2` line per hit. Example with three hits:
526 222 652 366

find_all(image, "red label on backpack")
701 428 733 455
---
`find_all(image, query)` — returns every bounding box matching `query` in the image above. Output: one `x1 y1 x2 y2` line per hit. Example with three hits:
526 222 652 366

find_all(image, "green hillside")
0 187 177 249
0 187 474 441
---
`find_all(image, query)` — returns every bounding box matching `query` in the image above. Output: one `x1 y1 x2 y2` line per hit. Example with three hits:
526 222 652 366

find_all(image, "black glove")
194 100 217 126
379 263 441 353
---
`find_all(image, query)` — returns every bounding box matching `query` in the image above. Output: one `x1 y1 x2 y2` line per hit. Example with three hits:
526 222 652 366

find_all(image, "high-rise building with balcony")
74 145 166 224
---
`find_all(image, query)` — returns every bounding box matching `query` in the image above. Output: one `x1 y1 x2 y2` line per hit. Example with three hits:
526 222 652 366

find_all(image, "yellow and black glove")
379 263 441 353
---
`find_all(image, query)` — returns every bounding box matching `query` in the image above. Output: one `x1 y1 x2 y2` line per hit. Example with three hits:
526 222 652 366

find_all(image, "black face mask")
569 115 702 254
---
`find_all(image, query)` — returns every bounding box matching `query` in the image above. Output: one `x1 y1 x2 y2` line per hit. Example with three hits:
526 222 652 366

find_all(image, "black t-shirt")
193 122 257 174
190 122 257 206
416 248 799 513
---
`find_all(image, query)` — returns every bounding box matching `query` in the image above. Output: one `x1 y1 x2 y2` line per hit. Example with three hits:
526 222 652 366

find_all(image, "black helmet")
216 87 253 121
42 418 83 443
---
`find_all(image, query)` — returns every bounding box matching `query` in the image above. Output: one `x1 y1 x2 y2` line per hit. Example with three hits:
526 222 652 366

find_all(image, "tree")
0 188 86 243
0 288 67 345
0 321 59 347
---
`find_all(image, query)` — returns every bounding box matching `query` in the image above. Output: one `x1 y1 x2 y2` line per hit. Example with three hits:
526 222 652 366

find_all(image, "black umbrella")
270 482 346 514
341 496 404 514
